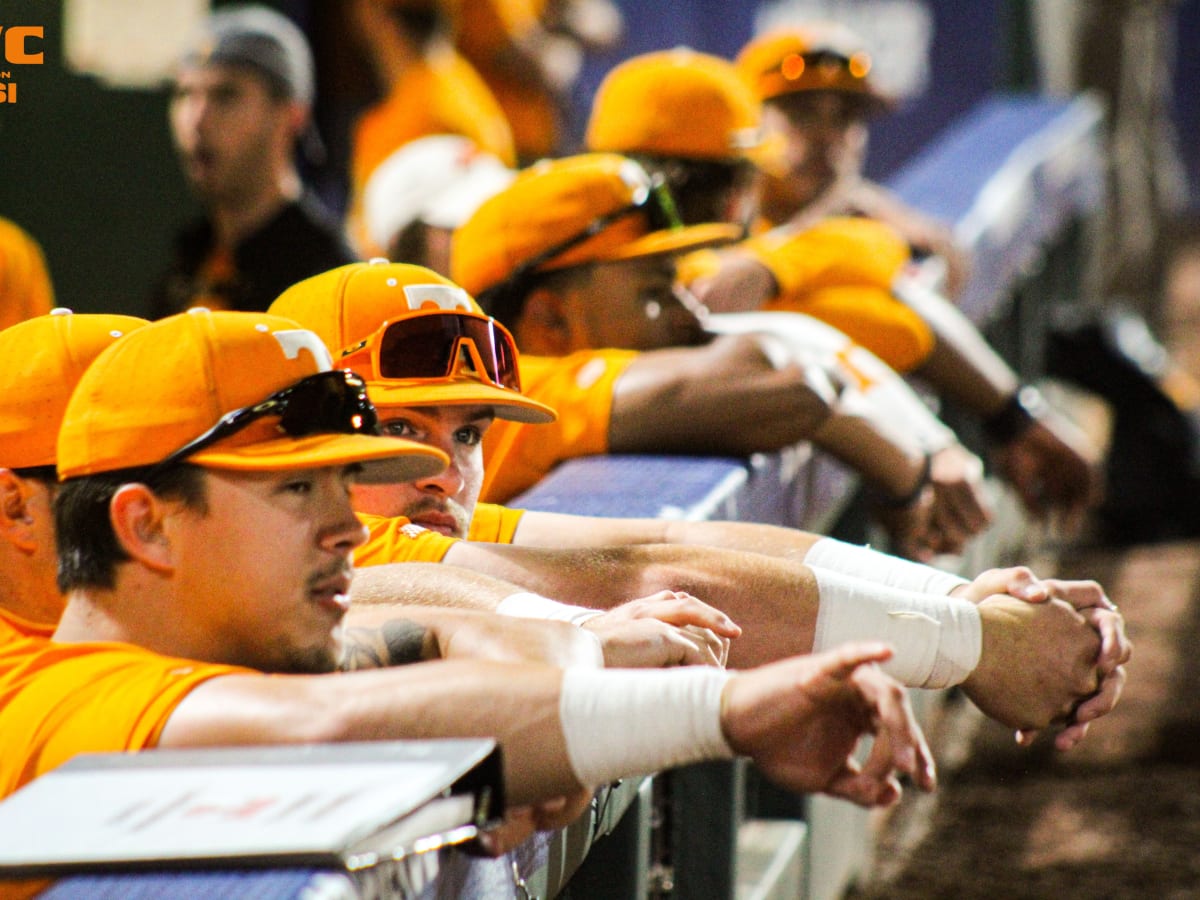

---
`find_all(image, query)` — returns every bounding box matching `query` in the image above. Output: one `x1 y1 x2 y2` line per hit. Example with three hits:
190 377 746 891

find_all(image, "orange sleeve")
480 349 639 503
744 217 913 294
743 217 935 372
766 284 935 372
354 513 462 566
0 643 247 799
467 502 525 544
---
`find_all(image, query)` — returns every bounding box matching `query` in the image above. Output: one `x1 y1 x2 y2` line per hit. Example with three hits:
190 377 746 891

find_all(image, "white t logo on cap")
272 329 334 370
402 284 472 312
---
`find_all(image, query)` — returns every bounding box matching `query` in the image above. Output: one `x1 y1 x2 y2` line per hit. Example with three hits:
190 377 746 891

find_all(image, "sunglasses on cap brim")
339 309 522 393
147 369 379 473
766 48 874 84
480 175 684 325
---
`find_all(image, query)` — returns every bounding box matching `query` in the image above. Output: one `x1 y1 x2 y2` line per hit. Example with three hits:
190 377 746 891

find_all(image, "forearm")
661 520 820 559
350 561 520 611
571 523 968 597
608 335 835 455
442 541 647 609
342 604 602 670
706 312 958 452
341 609 436 669
161 663 583 804
164 662 738 806
895 274 1019 415
512 511 824 560
811 401 929 502
450 540 821 668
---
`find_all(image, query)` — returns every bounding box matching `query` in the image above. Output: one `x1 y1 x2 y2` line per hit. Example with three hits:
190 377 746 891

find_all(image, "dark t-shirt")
149 192 357 318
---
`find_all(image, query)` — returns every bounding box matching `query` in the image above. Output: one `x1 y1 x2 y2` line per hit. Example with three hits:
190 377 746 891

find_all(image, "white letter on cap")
402 284 472 312
272 330 334 369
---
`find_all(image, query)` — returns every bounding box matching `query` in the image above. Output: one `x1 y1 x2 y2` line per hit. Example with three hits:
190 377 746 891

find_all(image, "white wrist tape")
810 567 981 689
805 537 970 597
496 592 605 626
559 667 734 787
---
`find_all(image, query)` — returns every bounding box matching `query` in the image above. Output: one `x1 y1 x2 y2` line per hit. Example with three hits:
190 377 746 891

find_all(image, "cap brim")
367 379 557 425
190 432 448 484
604 222 743 264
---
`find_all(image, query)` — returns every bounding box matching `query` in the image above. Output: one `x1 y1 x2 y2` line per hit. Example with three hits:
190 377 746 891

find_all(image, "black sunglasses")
148 370 379 472
480 176 684 325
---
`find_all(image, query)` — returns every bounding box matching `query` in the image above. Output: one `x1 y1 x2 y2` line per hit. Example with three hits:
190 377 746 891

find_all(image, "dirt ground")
846 539 1200 900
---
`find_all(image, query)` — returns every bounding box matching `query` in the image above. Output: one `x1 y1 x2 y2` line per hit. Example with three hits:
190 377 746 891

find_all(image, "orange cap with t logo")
270 260 556 424
451 153 741 302
57 308 447 482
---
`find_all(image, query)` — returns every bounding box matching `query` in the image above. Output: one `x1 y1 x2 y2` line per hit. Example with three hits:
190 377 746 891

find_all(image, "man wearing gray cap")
150 3 355 318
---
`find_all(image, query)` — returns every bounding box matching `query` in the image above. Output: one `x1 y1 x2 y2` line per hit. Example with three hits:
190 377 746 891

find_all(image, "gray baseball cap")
181 4 314 107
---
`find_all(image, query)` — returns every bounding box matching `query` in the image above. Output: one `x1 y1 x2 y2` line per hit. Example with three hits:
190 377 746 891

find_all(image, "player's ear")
516 286 572 356
109 483 175 574
283 98 309 142
0 469 39 551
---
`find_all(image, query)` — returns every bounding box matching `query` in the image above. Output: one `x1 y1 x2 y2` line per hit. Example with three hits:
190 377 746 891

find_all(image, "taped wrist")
810 567 981 689
496 592 604 626
805 537 969 597
559 667 734 787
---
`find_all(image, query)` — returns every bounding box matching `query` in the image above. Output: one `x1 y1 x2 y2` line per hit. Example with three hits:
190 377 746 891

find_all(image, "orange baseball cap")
57 308 448 483
269 260 556 424
451 153 742 299
0 309 149 469
736 22 892 112
586 47 773 164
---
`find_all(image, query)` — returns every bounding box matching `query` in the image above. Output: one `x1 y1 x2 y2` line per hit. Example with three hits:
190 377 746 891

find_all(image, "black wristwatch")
982 385 1046 444
871 451 933 509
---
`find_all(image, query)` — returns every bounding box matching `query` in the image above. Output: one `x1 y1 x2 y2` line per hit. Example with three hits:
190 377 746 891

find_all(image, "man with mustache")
150 5 354 317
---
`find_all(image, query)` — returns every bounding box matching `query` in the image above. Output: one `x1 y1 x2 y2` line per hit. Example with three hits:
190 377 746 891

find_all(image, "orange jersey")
680 217 935 372
354 503 526 566
0 642 247 799
0 607 54 643
481 349 639 503
355 513 461 565
0 217 55 331
468 501 525 543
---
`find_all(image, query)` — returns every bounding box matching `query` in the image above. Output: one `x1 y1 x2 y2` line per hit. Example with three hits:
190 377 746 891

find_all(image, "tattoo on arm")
340 619 430 670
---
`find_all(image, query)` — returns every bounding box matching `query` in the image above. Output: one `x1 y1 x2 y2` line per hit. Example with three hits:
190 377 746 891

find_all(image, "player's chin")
274 625 344 675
